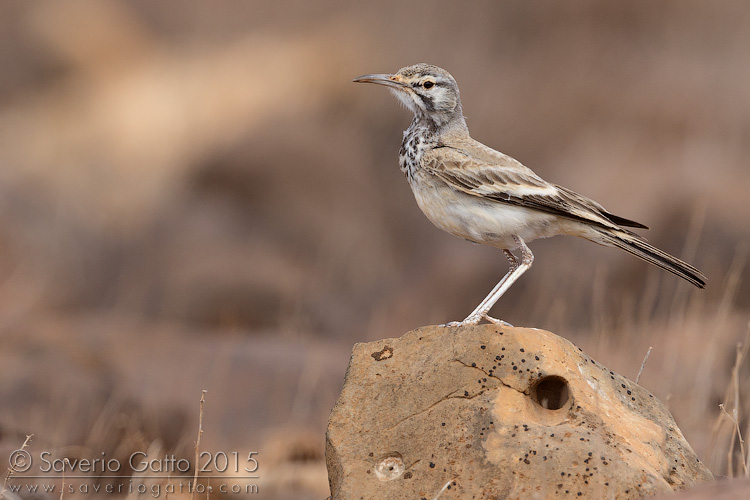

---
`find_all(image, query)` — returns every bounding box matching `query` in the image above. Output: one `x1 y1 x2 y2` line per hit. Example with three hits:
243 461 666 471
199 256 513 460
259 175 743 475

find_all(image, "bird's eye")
422 80 435 89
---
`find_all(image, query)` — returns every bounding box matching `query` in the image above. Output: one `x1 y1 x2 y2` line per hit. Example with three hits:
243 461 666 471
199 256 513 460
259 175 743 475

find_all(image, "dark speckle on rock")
370 346 394 361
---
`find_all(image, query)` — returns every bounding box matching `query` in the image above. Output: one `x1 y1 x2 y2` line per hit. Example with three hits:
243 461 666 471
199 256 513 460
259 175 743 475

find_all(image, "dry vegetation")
0 1 748 498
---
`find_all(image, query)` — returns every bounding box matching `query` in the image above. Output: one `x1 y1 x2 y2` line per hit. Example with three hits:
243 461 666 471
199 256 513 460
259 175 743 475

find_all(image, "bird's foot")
440 314 512 328
440 320 466 327
440 316 481 327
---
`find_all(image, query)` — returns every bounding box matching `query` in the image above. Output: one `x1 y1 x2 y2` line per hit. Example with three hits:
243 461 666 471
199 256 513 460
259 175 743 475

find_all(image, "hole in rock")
532 376 570 410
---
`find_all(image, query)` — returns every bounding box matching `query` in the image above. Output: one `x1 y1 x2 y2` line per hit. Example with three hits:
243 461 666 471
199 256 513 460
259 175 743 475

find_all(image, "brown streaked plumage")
354 63 706 326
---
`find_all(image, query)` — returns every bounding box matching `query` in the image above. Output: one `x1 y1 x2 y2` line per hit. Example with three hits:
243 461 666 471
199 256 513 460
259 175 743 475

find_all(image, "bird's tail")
594 229 706 289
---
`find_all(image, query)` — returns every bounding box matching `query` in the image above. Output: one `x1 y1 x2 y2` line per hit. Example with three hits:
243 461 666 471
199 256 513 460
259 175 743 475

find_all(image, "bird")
353 63 706 327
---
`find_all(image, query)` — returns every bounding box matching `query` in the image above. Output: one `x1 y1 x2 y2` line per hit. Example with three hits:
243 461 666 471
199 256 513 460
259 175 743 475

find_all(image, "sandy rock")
326 325 713 499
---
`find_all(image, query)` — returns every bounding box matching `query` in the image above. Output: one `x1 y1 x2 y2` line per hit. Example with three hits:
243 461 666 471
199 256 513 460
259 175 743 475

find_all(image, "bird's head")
354 63 465 129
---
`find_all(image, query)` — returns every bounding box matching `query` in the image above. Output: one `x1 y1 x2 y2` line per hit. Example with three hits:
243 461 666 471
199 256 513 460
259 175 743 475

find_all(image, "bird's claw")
484 315 513 327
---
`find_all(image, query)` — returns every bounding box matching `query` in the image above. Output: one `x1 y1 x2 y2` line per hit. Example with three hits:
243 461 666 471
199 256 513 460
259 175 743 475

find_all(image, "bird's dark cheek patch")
419 95 435 111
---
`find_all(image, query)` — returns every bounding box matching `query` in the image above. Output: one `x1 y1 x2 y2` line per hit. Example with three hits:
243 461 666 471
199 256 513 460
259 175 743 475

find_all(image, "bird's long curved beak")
352 73 406 90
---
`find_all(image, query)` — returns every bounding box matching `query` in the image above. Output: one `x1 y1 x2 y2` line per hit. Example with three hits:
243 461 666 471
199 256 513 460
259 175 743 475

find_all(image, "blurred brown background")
0 1 748 498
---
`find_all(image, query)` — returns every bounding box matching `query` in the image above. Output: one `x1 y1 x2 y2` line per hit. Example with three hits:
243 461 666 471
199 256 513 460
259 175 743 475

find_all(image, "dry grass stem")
717 328 750 477
3 434 33 487
668 204 706 322
746 323 750 472
192 390 207 500
59 468 65 500
732 340 749 477
719 404 742 477
715 245 747 329
636 346 653 384
432 479 455 500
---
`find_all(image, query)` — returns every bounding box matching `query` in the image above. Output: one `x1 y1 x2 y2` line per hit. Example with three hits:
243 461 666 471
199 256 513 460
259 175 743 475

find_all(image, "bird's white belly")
409 176 562 249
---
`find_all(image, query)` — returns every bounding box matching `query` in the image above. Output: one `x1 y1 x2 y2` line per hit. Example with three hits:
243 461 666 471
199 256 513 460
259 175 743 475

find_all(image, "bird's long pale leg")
463 249 519 321
443 236 534 327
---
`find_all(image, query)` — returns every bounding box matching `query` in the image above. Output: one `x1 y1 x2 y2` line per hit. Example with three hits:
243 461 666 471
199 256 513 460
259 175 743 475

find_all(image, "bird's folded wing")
423 146 648 233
